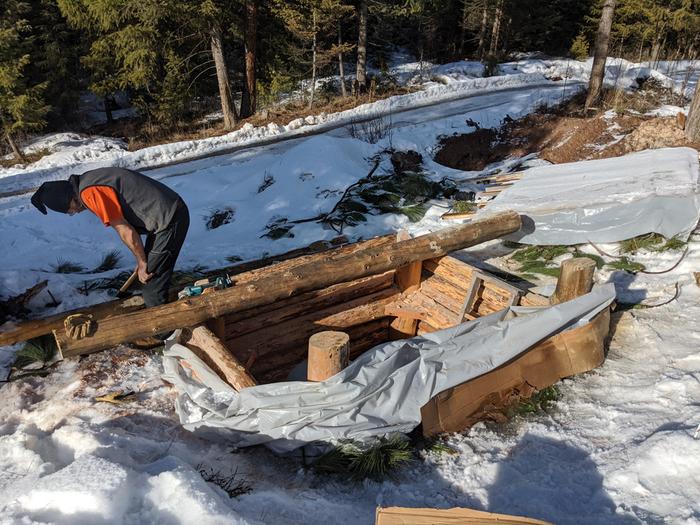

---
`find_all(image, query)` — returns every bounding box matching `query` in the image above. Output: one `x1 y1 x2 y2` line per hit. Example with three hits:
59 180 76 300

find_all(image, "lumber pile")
441 172 522 221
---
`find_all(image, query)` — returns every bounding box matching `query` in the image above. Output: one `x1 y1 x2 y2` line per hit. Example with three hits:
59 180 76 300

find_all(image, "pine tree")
686 80 700 141
27 0 82 127
57 0 242 129
274 0 353 108
0 0 50 160
585 0 616 110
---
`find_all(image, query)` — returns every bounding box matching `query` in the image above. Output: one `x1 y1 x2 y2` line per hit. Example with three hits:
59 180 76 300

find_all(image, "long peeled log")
54 211 521 357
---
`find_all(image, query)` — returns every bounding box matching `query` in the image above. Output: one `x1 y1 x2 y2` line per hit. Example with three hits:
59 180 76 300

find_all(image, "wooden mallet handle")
118 270 139 296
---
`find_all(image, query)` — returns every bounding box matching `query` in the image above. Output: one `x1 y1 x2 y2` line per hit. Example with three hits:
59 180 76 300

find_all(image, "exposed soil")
390 150 423 173
435 110 698 171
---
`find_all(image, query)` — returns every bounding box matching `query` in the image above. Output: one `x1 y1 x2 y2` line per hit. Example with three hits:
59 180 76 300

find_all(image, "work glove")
63 313 94 340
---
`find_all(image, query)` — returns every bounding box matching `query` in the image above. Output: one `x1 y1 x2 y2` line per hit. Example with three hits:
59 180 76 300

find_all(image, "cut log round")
551 257 596 305
54 211 522 357
307 331 350 381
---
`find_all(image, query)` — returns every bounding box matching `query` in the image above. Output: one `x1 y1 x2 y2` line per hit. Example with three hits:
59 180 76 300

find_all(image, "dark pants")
143 201 190 307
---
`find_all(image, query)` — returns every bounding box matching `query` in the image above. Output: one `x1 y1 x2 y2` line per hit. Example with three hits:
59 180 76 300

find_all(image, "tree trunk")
458 0 468 56
500 15 511 55
488 0 502 58
210 25 237 130
338 23 347 97
476 3 489 60
104 96 114 124
685 82 700 141
309 9 318 109
4 128 25 162
53 211 522 357
356 0 368 90
584 0 616 110
240 0 258 118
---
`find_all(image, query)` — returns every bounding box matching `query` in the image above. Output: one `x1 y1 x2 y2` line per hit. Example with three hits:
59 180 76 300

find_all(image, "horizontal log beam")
55 211 522 357
224 271 394 338
0 235 391 347
228 288 397 366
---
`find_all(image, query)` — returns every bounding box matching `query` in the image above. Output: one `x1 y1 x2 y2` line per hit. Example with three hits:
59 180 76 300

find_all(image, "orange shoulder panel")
80 186 124 226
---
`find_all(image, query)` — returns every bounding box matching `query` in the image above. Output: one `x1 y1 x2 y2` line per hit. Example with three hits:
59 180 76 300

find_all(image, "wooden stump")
551 257 596 305
307 331 350 381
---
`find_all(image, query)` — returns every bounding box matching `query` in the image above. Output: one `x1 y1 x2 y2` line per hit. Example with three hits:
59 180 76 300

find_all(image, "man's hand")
111 219 152 284
137 262 153 284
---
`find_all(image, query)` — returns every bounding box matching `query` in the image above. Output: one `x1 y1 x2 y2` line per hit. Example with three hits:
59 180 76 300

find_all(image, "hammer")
117 270 139 299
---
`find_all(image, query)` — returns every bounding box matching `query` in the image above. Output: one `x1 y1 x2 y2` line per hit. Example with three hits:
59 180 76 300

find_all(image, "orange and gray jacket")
71 167 183 234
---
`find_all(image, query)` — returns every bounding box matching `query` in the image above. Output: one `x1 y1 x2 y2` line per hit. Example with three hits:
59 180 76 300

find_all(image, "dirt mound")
434 128 501 171
434 113 621 170
434 107 697 173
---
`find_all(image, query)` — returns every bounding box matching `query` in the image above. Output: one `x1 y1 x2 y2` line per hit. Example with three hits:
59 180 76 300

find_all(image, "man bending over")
31 167 189 308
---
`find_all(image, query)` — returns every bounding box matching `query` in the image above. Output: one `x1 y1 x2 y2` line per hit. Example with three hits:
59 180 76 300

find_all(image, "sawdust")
596 117 700 158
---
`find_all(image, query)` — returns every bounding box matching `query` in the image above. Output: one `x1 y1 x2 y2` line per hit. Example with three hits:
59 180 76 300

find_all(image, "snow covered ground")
1 57 700 524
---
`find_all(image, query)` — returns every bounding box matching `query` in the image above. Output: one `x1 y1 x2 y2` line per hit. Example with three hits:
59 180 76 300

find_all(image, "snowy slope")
1 57 699 524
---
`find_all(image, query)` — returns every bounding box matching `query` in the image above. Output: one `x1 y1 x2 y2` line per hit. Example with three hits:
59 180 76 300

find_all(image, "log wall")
220 271 398 382
220 253 547 382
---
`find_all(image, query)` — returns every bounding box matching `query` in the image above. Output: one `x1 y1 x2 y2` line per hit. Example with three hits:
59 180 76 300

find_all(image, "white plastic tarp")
162 284 615 453
477 147 700 245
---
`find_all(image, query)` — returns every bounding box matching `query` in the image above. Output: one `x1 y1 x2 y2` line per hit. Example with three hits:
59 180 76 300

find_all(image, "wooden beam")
389 230 423 339
54 211 522 357
0 235 390 347
551 257 596 305
181 325 257 390
224 271 394 339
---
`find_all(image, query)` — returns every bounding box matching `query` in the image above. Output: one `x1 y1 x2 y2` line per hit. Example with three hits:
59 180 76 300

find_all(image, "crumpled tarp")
478 147 700 245
162 284 615 453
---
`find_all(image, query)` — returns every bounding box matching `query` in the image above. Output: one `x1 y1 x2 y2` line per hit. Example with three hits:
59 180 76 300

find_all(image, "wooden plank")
423 257 475 284
55 211 522 357
416 320 439 335
421 309 610 436
376 506 552 525
182 325 257 390
389 230 424 339
456 270 522 323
